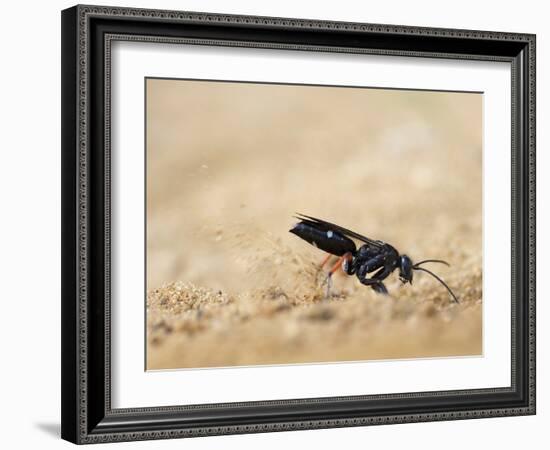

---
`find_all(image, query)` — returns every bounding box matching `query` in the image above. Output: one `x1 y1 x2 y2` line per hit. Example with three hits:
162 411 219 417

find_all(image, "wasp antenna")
413 259 450 268
413 266 459 303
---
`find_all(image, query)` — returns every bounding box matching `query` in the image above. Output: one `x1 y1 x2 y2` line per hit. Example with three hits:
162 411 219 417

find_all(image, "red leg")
328 252 353 276
319 253 332 269
323 252 353 299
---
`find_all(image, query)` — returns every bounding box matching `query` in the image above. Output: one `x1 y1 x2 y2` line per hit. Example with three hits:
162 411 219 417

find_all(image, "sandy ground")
145 79 482 369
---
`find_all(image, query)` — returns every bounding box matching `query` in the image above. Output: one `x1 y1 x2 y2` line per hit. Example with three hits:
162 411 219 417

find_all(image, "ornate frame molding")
61 5 536 444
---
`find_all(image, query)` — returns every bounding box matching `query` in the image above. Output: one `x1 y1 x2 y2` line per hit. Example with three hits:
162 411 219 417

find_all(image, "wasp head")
398 254 414 284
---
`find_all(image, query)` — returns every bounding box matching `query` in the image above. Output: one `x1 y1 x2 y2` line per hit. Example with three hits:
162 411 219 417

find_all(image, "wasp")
289 213 458 303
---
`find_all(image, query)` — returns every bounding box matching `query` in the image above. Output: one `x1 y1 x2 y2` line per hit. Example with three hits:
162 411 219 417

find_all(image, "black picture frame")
61 4 536 444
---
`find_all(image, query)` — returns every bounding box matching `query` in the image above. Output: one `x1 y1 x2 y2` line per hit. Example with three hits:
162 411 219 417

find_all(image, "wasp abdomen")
289 222 356 256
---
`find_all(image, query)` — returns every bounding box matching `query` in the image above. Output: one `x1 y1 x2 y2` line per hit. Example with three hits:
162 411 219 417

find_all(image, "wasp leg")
319 253 333 270
342 255 356 275
358 276 389 295
323 275 333 299
323 252 353 299
356 255 385 279
370 281 389 295
328 252 353 277
357 265 392 295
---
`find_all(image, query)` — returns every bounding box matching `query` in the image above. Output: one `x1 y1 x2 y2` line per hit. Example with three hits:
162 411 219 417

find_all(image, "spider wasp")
290 213 458 303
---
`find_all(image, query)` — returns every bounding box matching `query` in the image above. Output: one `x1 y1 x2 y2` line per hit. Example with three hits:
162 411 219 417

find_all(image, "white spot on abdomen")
327 230 334 238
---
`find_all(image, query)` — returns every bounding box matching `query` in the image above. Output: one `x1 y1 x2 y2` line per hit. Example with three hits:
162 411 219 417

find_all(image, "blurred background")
147 79 481 292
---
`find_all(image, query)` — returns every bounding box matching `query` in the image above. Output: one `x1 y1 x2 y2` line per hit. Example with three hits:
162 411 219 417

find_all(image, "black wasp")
290 213 459 303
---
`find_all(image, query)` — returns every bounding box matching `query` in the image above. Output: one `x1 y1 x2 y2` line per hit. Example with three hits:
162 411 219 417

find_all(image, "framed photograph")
61 4 536 444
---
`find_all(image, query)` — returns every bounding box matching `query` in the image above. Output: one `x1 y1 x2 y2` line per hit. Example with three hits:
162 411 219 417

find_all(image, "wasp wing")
294 213 384 248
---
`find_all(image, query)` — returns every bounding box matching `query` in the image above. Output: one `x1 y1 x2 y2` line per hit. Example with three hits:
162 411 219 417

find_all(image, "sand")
145 79 482 369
